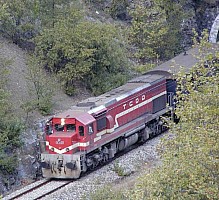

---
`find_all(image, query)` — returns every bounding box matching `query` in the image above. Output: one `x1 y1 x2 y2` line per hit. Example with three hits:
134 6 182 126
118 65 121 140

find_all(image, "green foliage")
35 7 130 95
0 154 17 174
112 161 127 177
86 186 127 200
0 55 10 119
134 63 156 74
0 119 23 150
129 0 185 63
129 2 168 63
126 34 219 200
156 0 186 56
89 73 128 96
22 55 54 116
0 0 36 40
0 0 74 45
0 119 23 175
38 0 74 28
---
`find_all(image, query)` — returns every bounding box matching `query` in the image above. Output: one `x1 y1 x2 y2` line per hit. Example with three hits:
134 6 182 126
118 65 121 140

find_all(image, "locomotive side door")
87 123 94 148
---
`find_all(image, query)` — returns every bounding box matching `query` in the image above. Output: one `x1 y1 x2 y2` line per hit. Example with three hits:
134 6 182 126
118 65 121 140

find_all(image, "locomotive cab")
40 110 97 178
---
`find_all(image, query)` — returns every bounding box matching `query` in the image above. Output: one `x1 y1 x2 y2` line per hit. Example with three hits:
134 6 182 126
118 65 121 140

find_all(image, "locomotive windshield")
55 124 64 131
67 124 76 131
54 124 76 132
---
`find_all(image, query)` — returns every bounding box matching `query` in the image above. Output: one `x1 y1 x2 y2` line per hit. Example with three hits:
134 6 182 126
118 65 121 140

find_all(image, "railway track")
3 131 167 200
3 179 73 200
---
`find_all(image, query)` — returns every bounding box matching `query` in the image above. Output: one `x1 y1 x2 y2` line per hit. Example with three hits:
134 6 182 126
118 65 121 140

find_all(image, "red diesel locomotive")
40 69 176 179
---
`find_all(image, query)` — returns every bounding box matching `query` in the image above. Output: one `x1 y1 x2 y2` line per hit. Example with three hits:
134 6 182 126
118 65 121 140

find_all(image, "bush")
128 0 185 63
35 6 130 95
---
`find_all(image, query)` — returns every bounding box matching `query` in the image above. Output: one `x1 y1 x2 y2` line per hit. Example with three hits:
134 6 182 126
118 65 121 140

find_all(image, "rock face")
0 127 41 196
195 1 219 33
182 0 219 47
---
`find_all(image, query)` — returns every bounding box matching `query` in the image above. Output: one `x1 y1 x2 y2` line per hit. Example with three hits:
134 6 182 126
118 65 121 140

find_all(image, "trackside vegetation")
0 0 189 97
0 1 131 97
35 7 130 96
87 33 219 200
22 55 54 116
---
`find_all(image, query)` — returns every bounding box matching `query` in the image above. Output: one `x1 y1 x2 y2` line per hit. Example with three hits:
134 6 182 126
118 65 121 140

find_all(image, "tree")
37 0 73 28
0 0 74 47
0 0 36 42
129 0 185 63
22 54 54 116
129 2 167 63
156 0 186 57
35 6 130 95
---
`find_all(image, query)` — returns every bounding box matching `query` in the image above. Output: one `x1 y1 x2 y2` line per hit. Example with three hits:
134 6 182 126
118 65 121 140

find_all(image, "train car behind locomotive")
40 69 176 179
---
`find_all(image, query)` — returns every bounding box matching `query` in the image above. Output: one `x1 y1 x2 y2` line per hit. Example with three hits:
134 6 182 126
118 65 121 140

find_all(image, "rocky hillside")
1 0 219 196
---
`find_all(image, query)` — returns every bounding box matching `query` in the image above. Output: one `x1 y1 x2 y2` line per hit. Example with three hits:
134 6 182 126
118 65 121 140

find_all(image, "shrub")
35 7 130 95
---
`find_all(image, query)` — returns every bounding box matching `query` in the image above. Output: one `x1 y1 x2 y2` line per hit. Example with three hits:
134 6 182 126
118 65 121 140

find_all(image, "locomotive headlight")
61 118 65 126
51 147 54 152
66 148 70 152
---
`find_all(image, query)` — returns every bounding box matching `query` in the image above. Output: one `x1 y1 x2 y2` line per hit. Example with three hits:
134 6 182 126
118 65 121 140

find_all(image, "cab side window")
45 122 53 135
55 124 64 131
88 123 94 135
79 126 84 136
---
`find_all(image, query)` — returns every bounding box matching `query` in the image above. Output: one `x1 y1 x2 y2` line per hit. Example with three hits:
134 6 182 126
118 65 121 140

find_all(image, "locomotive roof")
53 109 95 125
73 73 165 113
